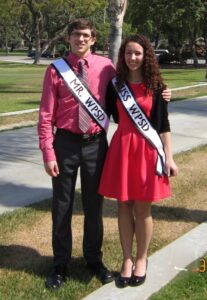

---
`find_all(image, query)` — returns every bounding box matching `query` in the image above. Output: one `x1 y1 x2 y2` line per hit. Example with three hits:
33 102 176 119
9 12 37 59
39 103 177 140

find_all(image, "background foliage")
0 0 206 65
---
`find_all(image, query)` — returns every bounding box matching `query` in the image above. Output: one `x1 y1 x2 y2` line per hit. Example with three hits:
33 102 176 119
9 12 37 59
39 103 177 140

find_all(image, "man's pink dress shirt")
38 52 115 162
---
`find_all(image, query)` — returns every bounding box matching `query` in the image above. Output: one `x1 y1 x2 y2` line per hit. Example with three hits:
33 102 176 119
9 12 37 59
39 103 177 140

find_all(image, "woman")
99 35 178 288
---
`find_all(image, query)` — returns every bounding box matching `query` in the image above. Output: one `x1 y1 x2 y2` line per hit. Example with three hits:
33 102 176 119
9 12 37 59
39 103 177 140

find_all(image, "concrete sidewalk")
0 121 117 214
0 55 51 65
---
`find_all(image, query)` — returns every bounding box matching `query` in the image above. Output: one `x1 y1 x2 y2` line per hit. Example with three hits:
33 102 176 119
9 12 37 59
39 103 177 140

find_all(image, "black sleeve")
151 90 171 133
161 94 171 133
105 81 119 123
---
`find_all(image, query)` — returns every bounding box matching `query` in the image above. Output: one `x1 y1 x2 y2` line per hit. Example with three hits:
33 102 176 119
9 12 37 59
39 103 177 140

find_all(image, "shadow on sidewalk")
169 97 207 117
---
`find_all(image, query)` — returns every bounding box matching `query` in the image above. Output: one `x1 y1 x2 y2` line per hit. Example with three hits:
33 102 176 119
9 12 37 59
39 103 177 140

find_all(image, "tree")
165 0 207 67
108 0 128 64
126 0 207 66
0 1 21 53
3 0 107 63
15 0 76 63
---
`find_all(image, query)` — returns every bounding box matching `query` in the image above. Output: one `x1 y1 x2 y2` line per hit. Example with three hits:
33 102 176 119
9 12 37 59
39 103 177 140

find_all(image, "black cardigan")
105 81 171 134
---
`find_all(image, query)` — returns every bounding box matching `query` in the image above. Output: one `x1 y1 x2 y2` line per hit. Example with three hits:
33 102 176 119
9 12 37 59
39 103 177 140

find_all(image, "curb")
171 82 207 91
0 108 38 117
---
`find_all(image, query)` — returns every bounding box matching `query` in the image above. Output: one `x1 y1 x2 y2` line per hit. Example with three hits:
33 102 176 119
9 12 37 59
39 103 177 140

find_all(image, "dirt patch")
0 111 38 130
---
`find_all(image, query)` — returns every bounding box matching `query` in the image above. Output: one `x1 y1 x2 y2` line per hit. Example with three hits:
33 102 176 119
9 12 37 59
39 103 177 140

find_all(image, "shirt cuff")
42 148 56 163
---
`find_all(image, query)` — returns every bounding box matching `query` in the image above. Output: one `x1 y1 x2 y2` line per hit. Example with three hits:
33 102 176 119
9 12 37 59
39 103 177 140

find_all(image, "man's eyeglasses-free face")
71 31 92 40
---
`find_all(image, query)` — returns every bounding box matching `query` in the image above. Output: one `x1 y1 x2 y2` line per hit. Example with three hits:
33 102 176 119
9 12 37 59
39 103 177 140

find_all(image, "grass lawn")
0 144 207 299
0 61 206 114
0 50 28 56
162 68 206 88
150 256 207 299
0 62 46 113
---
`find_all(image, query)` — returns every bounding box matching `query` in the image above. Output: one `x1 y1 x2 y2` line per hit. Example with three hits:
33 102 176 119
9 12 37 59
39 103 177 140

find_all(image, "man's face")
68 29 96 57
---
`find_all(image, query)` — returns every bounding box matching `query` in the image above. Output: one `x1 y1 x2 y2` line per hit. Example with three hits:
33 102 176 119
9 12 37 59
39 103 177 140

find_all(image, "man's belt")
56 128 105 142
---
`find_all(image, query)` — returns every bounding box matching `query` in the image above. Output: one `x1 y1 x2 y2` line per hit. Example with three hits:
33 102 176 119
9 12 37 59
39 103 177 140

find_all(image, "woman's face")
124 42 144 73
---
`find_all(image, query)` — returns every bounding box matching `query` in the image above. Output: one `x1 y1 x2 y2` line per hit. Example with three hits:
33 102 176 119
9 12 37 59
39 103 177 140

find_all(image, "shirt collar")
67 52 92 67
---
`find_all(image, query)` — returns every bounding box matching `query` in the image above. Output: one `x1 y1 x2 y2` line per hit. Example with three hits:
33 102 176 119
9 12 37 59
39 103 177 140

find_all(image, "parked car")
154 49 174 64
27 50 59 58
154 49 169 57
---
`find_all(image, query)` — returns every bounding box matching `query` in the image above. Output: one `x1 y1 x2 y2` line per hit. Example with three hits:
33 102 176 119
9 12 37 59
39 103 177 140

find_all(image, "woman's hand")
165 158 178 177
162 88 171 102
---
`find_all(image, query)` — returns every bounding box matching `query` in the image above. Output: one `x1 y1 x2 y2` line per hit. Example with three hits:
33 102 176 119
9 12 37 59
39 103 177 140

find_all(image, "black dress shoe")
45 265 67 290
86 262 115 285
130 260 148 287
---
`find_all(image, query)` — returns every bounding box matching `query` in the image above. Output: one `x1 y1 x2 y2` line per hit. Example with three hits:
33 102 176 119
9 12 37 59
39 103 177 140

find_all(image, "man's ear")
91 37 96 45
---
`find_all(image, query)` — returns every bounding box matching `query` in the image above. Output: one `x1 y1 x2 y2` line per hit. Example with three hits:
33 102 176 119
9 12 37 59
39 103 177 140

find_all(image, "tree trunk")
4 27 9 55
51 45 56 58
108 0 128 64
192 45 199 67
33 14 42 64
28 42 33 53
5 38 9 55
33 37 41 64
177 45 186 65
25 0 43 64
154 31 161 49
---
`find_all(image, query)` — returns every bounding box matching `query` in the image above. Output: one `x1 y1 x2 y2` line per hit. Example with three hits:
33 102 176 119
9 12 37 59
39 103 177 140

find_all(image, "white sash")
112 77 167 176
52 58 110 132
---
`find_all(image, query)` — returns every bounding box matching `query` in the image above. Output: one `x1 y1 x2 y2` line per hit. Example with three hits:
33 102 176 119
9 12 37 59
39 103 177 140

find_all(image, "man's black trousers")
52 129 108 267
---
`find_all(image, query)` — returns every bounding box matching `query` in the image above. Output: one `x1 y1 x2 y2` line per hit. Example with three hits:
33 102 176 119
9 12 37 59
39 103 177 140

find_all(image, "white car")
154 49 169 57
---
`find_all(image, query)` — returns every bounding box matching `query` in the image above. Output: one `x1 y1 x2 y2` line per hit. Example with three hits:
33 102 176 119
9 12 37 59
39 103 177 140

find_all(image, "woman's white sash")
112 77 166 176
52 58 110 132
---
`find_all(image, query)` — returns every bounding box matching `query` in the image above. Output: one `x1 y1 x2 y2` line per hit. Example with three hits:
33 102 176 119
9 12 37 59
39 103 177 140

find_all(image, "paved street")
0 55 51 65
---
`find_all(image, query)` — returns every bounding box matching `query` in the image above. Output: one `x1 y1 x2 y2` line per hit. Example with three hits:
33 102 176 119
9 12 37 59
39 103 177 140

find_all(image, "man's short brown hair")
68 18 96 38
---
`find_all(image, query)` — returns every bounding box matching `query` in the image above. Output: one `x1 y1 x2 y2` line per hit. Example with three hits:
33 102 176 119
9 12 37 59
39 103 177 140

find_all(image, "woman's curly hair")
116 34 166 93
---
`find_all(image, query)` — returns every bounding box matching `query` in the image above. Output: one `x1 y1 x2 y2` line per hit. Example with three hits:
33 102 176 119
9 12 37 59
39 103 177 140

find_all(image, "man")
38 18 171 290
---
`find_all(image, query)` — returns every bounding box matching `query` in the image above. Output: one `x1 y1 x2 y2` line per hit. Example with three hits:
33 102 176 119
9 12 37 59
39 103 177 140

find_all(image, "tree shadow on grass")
0 62 42 68
29 191 118 218
152 205 207 224
0 90 41 94
0 244 93 284
28 192 207 224
20 101 40 105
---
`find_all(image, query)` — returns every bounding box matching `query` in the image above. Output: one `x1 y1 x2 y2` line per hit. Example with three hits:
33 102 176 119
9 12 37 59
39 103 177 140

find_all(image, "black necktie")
78 60 90 132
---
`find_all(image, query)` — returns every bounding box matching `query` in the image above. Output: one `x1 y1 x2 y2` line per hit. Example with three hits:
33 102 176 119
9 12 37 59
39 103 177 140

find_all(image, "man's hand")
162 88 171 102
44 161 59 177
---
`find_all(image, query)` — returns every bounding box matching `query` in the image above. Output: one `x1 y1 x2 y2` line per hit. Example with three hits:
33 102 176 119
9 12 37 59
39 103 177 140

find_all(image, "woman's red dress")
99 83 171 202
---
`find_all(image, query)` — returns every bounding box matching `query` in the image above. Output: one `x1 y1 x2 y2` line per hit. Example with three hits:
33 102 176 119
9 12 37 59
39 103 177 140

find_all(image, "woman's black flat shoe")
116 262 134 288
130 273 146 286
130 259 148 287
116 274 132 288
